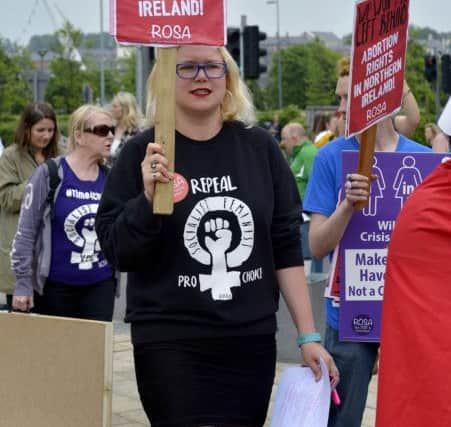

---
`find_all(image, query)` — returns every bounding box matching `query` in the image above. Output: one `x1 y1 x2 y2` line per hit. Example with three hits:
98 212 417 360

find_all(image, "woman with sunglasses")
0 102 60 311
12 105 116 321
96 46 339 427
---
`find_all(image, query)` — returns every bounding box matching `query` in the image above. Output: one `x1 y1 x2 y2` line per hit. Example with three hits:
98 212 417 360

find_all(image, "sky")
1 0 450 46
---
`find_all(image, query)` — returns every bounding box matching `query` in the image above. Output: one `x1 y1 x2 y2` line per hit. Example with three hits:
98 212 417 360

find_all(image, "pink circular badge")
173 173 189 203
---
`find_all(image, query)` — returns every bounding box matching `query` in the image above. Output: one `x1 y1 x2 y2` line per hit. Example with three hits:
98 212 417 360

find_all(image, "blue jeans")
325 326 379 427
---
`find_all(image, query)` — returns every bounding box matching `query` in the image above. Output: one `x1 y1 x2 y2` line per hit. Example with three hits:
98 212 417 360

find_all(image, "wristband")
296 332 322 347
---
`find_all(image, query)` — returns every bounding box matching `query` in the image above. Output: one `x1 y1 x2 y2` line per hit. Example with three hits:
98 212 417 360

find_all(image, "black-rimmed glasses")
176 62 227 80
83 125 114 137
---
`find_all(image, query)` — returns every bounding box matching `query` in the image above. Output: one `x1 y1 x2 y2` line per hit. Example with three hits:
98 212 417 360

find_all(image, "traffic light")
243 25 267 79
147 46 155 62
442 54 451 94
424 55 437 82
227 27 241 66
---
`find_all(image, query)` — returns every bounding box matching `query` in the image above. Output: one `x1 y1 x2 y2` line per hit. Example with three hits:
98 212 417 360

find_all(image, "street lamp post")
99 0 106 105
267 0 282 109
37 49 48 72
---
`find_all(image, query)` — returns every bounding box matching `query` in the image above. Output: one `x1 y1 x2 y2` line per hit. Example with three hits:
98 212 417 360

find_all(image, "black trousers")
35 277 116 321
1 294 13 311
133 334 276 427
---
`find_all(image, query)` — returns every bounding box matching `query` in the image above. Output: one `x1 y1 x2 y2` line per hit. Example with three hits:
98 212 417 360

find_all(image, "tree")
46 57 84 113
403 40 437 143
45 22 86 112
304 41 341 107
116 50 137 94
246 79 267 111
265 39 340 109
0 39 33 114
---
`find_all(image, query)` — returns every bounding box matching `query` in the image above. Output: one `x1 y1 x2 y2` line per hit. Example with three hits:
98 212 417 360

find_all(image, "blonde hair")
67 104 112 152
112 91 143 130
284 122 306 139
337 56 350 77
145 46 256 127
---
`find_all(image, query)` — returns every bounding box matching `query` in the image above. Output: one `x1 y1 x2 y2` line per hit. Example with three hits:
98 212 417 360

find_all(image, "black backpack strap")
45 159 61 218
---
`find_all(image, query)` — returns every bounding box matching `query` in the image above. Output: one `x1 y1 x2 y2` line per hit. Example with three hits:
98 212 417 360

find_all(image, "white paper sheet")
269 359 331 427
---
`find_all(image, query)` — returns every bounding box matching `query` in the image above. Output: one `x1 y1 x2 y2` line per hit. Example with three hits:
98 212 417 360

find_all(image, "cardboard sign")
0 313 113 427
338 151 445 342
110 0 227 46
346 0 410 137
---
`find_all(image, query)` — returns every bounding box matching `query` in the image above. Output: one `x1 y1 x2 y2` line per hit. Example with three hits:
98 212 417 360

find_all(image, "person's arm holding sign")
141 142 173 204
307 63 370 258
309 173 370 258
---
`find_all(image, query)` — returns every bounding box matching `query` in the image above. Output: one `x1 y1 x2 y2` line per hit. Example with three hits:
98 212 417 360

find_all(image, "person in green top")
280 122 317 200
280 122 322 270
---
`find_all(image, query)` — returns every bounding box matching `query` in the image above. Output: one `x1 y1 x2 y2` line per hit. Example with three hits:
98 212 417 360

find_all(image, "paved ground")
1 274 377 427
112 322 377 427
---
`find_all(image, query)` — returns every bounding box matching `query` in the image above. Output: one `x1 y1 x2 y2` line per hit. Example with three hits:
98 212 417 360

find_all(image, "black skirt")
133 334 276 427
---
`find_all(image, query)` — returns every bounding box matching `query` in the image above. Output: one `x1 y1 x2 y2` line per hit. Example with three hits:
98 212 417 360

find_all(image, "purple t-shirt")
48 158 112 285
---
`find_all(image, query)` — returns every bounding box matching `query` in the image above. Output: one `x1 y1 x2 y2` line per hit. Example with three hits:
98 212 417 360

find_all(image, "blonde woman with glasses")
96 46 338 427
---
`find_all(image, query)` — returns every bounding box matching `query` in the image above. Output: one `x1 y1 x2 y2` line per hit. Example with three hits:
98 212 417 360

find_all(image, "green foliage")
41 21 135 106
403 40 437 144
246 79 267 111
405 41 435 113
46 58 84 113
43 22 85 112
0 114 19 146
0 40 33 114
266 40 340 109
1 22 449 144
43 22 135 110
57 114 70 137
257 105 304 128
116 50 137 94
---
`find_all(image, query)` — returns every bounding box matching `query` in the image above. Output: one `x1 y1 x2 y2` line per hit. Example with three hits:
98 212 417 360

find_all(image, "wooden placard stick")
354 124 377 210
153 47 177 215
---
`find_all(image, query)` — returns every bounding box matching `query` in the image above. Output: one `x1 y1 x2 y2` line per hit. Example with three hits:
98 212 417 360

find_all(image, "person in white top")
108 91 143 166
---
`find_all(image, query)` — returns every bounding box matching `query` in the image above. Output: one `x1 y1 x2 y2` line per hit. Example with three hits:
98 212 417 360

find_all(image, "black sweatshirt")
95 121 303 344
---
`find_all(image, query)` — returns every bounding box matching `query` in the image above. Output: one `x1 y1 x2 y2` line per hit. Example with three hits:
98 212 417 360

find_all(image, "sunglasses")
83 125 114 137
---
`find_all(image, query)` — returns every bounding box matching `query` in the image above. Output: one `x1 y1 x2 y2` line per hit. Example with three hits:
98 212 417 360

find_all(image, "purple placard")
339 151 447 342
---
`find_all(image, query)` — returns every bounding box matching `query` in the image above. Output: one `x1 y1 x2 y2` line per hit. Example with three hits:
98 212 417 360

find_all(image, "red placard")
110 0 226 46
346 0 410 138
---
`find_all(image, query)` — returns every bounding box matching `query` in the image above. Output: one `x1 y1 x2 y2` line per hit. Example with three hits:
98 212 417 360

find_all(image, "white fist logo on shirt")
183 196 255 301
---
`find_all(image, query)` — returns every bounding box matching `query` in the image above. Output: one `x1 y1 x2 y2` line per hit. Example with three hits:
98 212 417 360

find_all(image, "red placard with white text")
346 0 410 138
110 0 226 46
